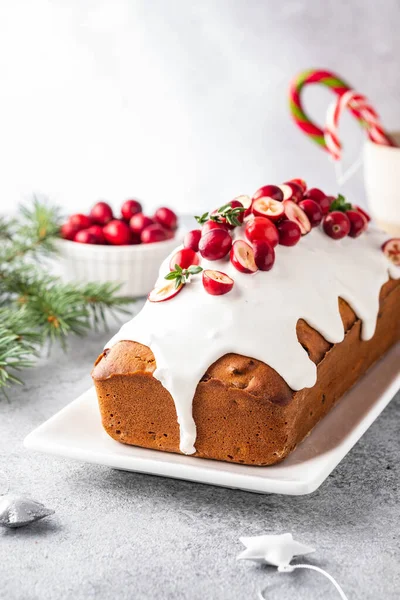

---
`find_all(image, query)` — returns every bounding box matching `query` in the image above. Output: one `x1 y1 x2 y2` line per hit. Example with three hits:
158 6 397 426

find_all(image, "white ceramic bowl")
56 233 181 297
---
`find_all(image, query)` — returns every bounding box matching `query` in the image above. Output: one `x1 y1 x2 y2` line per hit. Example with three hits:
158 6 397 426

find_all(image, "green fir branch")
0 216 14 241
0 307 40 388
22 284 92 349
0 197 134 392
77 281 132 328
2 197 63 263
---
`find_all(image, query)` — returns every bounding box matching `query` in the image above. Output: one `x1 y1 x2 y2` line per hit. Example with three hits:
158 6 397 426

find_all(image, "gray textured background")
0 0 399 214
0 328 399 600
1 2 400 598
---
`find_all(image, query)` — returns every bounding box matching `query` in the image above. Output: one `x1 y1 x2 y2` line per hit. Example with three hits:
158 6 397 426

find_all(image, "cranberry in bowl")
57 201 181 297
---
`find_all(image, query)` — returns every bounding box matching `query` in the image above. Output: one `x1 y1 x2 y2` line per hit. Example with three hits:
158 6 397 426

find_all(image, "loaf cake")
92 183 400 465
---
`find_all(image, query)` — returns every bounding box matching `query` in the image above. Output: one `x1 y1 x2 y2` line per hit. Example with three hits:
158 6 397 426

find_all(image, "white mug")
364 132 400 235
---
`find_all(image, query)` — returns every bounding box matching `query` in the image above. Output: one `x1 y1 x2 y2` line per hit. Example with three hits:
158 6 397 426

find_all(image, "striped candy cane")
289 69 396 153
289 70 363 150
324 90 393 161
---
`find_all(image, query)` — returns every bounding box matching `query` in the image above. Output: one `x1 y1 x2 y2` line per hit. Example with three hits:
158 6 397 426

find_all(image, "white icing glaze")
106 226 399 455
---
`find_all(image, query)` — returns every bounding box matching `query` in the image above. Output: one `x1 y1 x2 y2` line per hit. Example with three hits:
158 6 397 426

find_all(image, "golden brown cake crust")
92 279 400 465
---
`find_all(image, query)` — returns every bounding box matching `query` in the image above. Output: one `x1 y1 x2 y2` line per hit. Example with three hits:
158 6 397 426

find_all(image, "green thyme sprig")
195 202 245 227
165 264 203 289
194 211 209 226
329 194 352 213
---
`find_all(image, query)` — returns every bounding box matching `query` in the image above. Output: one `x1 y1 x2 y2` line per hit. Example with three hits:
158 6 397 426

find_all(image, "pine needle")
0 307 40 388
0 197 134 392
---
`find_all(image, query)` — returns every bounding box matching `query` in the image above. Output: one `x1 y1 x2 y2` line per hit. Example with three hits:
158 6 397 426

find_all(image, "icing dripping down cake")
92 184 400 465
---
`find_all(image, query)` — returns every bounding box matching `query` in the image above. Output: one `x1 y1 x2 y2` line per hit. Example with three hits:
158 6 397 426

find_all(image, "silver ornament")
0 495 54 528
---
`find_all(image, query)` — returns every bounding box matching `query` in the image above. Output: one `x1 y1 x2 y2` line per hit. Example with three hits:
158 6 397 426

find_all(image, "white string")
258 563 349 600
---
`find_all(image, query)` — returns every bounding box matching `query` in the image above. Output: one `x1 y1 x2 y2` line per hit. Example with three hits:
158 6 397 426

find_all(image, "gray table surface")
0 307 399 600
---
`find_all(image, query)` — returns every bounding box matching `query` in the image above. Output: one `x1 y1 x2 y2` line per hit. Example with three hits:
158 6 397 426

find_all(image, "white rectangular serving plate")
24 344 400 495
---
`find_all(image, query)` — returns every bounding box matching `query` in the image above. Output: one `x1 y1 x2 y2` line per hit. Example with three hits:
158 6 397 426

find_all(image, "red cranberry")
141 224 169 243
277 220 301 246
230 199 244 209
354 205 371 223
230 240 257 273
103 220 132 245
199 229 232 260
148 280 184 303
74 229 98 244
130 233 142 245
86 225 106 244
60 222 80 241
169 248 200 270
288 178 307 193
304 188 325 202
382 238 400 266
283 200 311 235
202 270 234 295
121 199 142 221
202 220 229 235
89 202 113 225
252 185 284 202
164 228 175 240
253 240 275 271
346 210 367 238
69 213 92 231
235 195 252 218
245 216 279 248
316 195 333 215
129 213 154 236
323 211 351 240
251 198 285 221
154 207 178 230
298 199 323 227
279 182 303 203
244 202 253 218
183 229 202 252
